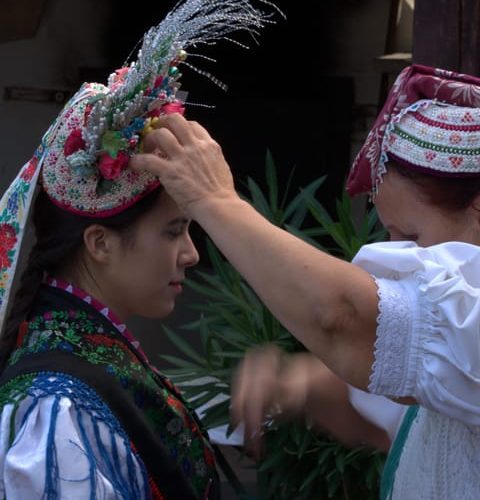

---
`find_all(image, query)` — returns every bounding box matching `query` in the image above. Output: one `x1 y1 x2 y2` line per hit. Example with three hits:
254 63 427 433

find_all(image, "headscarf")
347 64 480 197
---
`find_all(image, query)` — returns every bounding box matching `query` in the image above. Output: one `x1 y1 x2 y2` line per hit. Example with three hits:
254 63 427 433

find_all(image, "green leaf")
101 130 128 158
247 177 272 220
205 239 232 285
212 351 246 359
163 326 206 366
299 464 320 492
159 355 199 370
200 399 231 429
305 193 334 227
298 429 313 458
265 149 279 215
283 176 326 226
258 450 287 472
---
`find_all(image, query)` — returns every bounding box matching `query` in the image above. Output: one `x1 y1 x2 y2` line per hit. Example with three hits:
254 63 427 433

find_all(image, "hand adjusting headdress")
0 0 281 326
347 64 480 197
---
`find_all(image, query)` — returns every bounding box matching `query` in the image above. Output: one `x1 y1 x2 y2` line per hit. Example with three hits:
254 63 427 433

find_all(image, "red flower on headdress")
98 151 129 180
148 108 163 119
161 102 185 115
64 129 86 157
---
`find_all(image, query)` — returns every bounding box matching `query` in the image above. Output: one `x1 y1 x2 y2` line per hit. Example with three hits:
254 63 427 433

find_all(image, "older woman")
133 64 480 499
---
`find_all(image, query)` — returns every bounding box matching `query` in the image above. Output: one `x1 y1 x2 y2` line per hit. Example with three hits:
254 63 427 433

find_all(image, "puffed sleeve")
0 392 149 499
352 241 480 426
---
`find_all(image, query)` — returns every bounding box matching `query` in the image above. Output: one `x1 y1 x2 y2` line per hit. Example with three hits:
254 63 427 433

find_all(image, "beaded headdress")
347 64 480 197
0 0 281 328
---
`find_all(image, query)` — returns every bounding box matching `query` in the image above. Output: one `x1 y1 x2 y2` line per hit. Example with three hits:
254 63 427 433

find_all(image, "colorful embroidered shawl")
0 283 219 499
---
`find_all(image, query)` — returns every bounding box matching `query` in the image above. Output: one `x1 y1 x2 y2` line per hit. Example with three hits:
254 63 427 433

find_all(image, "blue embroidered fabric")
1 371 151 500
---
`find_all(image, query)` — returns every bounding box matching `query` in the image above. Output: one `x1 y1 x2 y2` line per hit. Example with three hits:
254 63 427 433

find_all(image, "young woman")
0 187 219 499
0 1 278 497
132 64 480 499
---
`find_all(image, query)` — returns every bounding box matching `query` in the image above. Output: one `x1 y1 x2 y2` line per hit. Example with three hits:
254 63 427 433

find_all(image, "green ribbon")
380 405 419 500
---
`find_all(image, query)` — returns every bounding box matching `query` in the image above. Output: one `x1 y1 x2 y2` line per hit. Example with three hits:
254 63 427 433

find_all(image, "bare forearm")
193 196 378 388
305 365 390 451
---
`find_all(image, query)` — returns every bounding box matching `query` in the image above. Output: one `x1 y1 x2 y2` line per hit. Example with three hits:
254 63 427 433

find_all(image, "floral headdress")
346 64 480 197
0 0 282 329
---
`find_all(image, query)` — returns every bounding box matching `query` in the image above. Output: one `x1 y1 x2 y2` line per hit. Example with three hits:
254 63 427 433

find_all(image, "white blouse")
0 377 149 499
351 241 480 499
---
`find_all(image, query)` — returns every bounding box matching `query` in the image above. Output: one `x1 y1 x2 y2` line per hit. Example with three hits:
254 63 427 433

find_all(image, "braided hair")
0 187 162 371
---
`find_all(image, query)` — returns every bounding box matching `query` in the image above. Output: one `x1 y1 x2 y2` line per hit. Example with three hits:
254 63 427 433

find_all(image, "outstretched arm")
130 114 379 390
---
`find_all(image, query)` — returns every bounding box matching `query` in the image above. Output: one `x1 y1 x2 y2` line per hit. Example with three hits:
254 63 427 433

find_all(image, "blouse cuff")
369 276 425 398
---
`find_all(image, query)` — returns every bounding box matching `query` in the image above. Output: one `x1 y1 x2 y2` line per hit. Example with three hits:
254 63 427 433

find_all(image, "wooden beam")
460 0 480 75
413 0 480 76
0 0 47 43
413 0 460 71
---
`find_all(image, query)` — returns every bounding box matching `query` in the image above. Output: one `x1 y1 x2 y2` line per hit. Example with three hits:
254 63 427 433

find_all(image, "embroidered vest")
0 285 220 499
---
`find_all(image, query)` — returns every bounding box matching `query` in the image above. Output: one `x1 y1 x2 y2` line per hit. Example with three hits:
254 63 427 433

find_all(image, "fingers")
142 127 182 157
231 345 283 460
189 120 213 141
152 113 198 145
131 126 184 177
128 153 167 177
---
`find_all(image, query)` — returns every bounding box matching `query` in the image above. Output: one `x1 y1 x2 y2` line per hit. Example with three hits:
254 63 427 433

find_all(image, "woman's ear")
82 225 118 264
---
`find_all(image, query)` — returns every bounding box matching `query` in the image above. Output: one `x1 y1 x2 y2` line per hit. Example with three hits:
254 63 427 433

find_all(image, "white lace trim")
369 276 426 398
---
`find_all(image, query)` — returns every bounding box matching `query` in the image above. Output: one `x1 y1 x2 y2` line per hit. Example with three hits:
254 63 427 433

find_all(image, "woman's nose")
179 235 200 268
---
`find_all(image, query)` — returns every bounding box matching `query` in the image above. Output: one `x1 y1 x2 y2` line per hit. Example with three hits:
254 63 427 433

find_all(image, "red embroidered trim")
412 111 480 131
148 476 166 500
43 180 161 219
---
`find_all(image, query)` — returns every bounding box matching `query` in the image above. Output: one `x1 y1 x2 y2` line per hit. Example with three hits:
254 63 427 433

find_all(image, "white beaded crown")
38 0 281 217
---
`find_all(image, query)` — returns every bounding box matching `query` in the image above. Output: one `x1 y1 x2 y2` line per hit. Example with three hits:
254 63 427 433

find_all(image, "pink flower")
98 151 129 180
110 67 130 90
148 107 163 118
64 129 86 157
161 102 185 115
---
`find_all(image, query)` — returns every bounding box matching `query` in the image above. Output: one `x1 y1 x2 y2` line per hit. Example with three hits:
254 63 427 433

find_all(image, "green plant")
161 151 387 499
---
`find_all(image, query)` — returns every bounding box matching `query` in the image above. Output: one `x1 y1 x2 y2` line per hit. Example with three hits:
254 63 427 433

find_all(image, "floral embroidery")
0 157 40 307
9 299 216 497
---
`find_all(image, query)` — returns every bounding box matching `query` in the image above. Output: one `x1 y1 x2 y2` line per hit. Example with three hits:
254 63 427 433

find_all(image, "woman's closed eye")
164 218 190 239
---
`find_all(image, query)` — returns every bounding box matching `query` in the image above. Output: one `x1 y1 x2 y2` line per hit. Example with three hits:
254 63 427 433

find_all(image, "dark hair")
389 162 480 212
0 187 162 371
